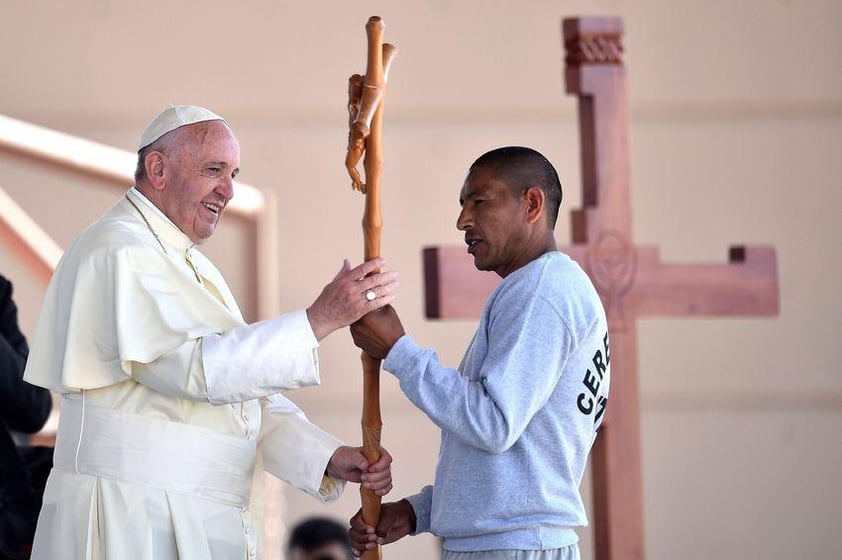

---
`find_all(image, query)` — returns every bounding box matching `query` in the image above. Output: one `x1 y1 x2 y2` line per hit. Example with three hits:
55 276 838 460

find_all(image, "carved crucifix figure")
346 15 396 560
422 17 779 560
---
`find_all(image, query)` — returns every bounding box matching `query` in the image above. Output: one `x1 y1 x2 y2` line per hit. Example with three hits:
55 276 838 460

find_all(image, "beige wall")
1 1 840 559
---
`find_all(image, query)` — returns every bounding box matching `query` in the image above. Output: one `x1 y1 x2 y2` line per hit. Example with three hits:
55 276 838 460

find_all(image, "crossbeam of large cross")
422 17 779 560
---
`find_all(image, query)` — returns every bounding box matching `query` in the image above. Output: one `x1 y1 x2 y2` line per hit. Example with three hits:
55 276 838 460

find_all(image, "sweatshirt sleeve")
384 289 573 454
404 485 434 535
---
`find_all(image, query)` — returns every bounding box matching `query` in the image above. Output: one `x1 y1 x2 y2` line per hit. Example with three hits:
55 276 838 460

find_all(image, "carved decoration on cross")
421 16 779 560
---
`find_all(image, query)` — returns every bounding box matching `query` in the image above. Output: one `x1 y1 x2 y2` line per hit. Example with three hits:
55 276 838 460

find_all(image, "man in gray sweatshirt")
349 146 610 560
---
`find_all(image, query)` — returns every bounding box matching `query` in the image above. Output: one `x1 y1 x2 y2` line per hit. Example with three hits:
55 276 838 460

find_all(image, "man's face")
289 542 351 560
159 121 240 245
457 166 531 278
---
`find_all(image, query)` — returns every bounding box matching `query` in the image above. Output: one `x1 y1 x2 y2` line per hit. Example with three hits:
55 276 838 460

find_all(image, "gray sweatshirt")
385 251 610 551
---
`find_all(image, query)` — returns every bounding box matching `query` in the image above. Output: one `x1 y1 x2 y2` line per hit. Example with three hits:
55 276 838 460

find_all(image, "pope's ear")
144 152 167 191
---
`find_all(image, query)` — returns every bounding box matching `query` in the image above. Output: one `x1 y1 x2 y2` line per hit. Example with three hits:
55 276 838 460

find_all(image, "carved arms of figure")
345 30 397 194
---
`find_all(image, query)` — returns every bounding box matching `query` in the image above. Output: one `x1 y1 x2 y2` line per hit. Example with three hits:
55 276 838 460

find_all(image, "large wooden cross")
422 17 779 560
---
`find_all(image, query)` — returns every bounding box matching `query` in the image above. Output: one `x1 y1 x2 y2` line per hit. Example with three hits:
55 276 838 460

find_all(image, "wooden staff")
345 16 396 560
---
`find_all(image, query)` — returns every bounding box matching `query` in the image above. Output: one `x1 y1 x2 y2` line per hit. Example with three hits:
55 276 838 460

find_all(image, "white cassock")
24 188 345 560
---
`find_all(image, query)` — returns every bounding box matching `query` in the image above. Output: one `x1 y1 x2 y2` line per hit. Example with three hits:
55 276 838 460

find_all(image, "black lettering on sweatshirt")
577 330 610 418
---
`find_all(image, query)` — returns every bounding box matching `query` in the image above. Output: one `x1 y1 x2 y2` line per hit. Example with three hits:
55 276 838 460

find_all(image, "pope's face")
159 121 240 245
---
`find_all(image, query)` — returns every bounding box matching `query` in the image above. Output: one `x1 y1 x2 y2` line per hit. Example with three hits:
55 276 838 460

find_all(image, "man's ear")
524 186 545 225
144 152 167 191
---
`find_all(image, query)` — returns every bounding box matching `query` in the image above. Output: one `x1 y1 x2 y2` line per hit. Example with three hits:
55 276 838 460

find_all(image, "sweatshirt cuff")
404 485 434 535
383 334 420 379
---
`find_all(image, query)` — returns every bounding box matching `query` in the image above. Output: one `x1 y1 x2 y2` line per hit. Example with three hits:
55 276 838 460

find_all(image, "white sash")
54 395 256 508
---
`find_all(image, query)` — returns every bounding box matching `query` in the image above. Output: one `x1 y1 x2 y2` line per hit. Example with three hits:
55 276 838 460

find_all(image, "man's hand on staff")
350 305 405 360
349 499 417 556
307 258 399 341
